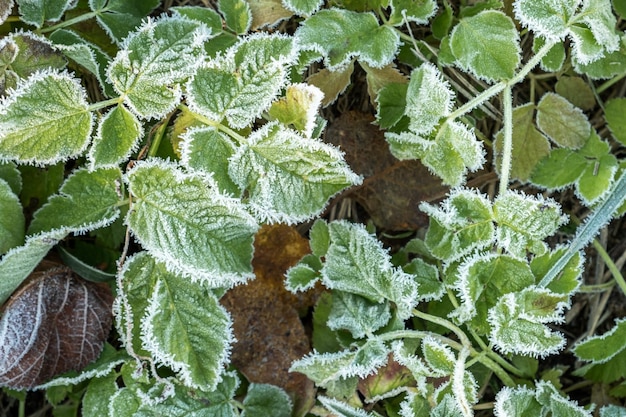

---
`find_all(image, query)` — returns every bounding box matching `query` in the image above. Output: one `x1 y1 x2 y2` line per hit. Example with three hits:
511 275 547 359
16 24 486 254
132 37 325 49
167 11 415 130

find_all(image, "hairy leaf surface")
89 105 142 169
0 179 24 254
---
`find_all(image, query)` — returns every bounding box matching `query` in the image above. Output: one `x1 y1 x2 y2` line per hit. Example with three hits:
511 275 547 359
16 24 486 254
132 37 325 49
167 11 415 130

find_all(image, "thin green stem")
592 239 626 296
498 85 513 195
447 82 506 120
178 104 248 145
88 97 124 112
413 309 472 348
579 281 615 293
597 72 626 94
148 113 173 158
38 11 100 34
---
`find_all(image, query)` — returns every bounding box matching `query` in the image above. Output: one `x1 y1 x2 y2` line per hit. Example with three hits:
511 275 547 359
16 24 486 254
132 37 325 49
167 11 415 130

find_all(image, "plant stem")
88 97 124 112
498 85 513 195
148 113 173 158
592 238 626 295
413 309 472 348
38 11 100 34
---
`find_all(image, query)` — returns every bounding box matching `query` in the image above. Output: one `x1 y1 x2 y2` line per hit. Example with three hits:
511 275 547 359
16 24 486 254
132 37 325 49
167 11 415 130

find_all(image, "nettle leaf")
218 0 252 34
0 70 92 165
241 383 292 417
536 380 592 417
268 83 324 138
320 220 419 319
88 105 143 170
420 188 495 263
493 103 551 182
0 179 24 254
282 0 323 16
125 160 258 286
284 259 321 292
0 267 113 390
120 254 234 391
171 6 223 33
453 253 535 334
488 287 568 357
530 247 582 295
605 97 626 146
493 191 567 258
403 258 445 302
290 339 389 387
49 29 114 98
573 317 626 364
405 63 453 135
108 16 210 120
318 396 377 417
229 122 361 224
536 92 591 149
27 167 123 236
449 10 521 82
422 337 455 376
16 0 74 27
89 0 161 44
494 386 544 416
0 230 66 305
180 127 241 196
187 33 294 128
514 0 578 41
327 291 391 339
388 0 437 26
295 8 400 71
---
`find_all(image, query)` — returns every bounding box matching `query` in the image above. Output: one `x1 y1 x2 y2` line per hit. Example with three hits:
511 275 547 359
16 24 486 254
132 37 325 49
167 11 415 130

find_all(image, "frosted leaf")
89 0 161 44
49 29 114 97
449 10 521 82
493 386 543 416
319 220 419 319
0 0 12 25
493 190 568 258
568 25 606 64
531 247 582 295
17 0 75 27
28 167 123 236
0 267 113 390
420 188 495 263
422 337 456 376
284 256 321 292
229 122 361 224
187 33 294 128
0 179 24 254
268 83 324 138
536 92 591 148
290 339 389 387
0 162 21 195
327 292 391 339
573 317 626 364
282 0 323 16
88 105 143 169
318 396 378 417
241 383 292 417
452 253 535 335
125 160 258 286
391 340 431 394
535 380 592 416
488 287 568 358
135 255 234 391
388 0 437 25
218 0 252 34
180 126 240 196
514 0 579 41
0 230 66 305
0 70 93 165
600 405 626 417
295 8 400 71
107 16 210 119
405 63 453 135
576 0 620 54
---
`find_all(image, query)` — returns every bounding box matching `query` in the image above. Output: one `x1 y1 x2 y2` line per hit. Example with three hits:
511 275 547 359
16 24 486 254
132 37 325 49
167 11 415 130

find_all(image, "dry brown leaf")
0 267 113 390
221 224 320 416
325 111 448 230
360 62 408 104
307 62 355 108
248 0 293 30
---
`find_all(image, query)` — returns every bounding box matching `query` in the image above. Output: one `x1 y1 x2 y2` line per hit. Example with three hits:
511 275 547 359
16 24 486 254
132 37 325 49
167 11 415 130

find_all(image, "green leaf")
108 16 209 119
493 191 568 257
449 10 521 82
320 220 419 319
530 248 582 295
573 47 626 79
28 167 123 236
494 386 544 416
90 0 161 44
489 287 568 357
309 218 330 257
89 105 143 169
268 83 324 138
0 179 24 254
318 396 377 417
530 148 587 189
218 0 252 34
422 337 455 376
187 34 294 128
290 339 389 386
180 127 240 196
83 371 120 417
0 70 92 164
533 36 566 72
388 0 437 26
574 317 626 364
49 29 114 98
0 230 65 305
375 82 408 130
605 97 626 145
420 188 495 263
327 291 391 339
403 258 445 301
171 6 223 33
536 92 591 148
0 162 22 195
494 103 551 182
17 0 74 27
554 76 596 110
282 0 323 15
536 380 592 417
295 8 400 71
405 63 453 135
125 160 258 286
284 261 321 292
453 254 535 334
241 384 292 417
514 0 577 41
576 0 620 55
229 122 361 223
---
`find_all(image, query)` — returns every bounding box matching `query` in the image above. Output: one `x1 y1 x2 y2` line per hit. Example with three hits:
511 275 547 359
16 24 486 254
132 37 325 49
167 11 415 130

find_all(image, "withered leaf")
325 111 449 230
0 267 113 390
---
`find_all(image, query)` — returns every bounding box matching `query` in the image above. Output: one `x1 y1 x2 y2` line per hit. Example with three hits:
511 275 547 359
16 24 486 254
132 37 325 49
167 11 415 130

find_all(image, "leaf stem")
498 85 513 195
38 11 100 34
178 104 248 144
539 169 626 288
592 238 626 296
88 97 124 112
